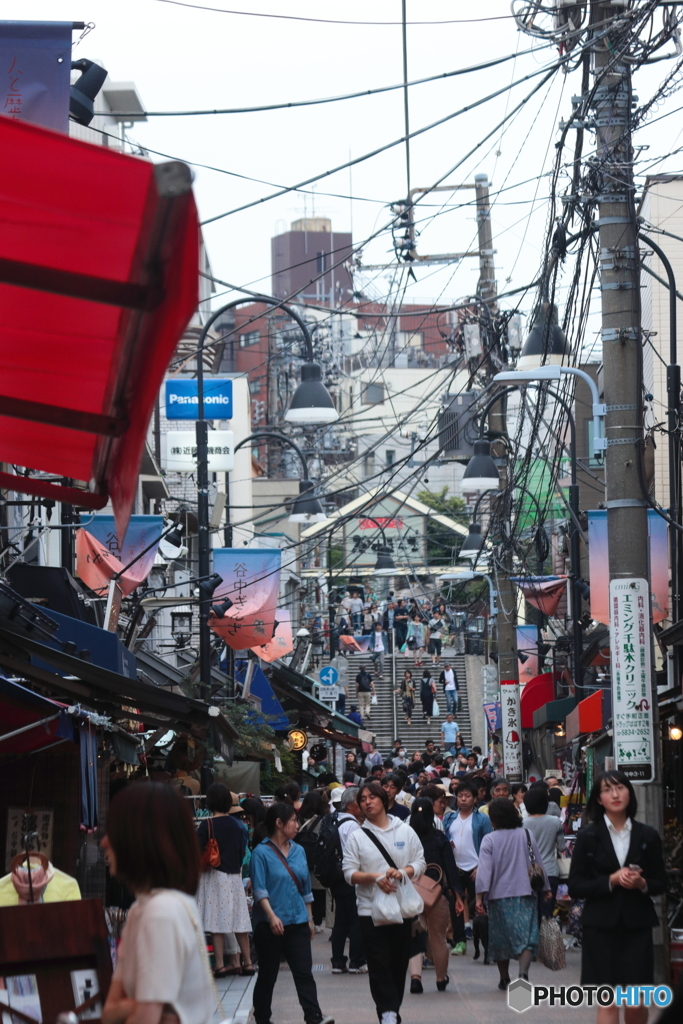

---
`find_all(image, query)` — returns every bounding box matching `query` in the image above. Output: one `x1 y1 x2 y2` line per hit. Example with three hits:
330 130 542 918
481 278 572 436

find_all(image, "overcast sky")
23 1 683 323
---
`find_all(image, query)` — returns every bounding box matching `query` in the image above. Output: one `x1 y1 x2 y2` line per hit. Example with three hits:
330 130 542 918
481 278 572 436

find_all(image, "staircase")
344 650 472 756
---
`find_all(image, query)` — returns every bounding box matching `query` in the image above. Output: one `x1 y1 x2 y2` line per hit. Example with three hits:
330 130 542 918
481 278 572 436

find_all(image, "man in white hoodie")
342 781 426 1024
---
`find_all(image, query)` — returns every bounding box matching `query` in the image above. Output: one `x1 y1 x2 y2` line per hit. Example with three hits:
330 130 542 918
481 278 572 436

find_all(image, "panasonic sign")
165 378 233 420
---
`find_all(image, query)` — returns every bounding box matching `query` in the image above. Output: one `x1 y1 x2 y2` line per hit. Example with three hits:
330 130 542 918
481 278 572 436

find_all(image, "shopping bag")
371 882 403 926
400 643 407 653
396 874 424 917
371 694 378 705
538 917 566 971
432 699 440 717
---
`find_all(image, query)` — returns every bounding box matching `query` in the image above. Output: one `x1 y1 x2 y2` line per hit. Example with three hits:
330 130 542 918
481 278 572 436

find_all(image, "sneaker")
348 965 368 974
381 1014 398 1024
422 957 435 969
331 965 348 974
451 943 467 956
315 925 324 933
318 1018 335 1024
410 978 423 994
464 923 473 939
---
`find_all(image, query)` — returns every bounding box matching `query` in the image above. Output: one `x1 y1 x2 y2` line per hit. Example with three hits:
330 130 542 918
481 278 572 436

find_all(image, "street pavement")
266 929 599 1024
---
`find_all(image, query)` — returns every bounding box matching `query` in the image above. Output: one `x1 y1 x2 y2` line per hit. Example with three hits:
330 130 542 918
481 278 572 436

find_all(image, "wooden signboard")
0 900 112 1023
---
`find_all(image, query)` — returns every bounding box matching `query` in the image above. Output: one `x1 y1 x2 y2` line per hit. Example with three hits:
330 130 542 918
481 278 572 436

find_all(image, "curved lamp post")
233 430 327 524
194 295 337 702
487 371 601 694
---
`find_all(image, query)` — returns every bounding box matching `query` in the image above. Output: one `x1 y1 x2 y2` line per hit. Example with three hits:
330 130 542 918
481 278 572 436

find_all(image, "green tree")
417 487 468 566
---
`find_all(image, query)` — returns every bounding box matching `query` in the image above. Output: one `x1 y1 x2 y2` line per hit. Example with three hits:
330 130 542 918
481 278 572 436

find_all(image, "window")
249 379 261 395
316 251 327 273
386 450 395 466
239 330 260 348
361 383 385 405
363 453 375 477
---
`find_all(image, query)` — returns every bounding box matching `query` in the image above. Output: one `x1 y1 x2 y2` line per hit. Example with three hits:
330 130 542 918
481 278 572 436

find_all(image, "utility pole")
592 0 664 975
475 175 523 782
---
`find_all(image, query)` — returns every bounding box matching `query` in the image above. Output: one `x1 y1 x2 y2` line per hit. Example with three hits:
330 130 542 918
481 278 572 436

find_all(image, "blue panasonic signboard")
165 378 233 419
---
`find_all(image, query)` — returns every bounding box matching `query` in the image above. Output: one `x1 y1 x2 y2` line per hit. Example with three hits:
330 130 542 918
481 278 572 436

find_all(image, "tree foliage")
417 487 468 566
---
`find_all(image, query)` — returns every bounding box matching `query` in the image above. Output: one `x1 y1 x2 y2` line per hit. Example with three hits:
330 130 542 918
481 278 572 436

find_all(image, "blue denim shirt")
250 838 313 927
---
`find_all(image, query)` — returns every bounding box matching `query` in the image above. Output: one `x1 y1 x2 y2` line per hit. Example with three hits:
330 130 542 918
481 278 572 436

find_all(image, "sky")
20 0 683 326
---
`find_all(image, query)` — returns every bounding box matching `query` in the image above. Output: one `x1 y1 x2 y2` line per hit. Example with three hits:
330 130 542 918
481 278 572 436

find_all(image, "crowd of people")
98 737 678 1024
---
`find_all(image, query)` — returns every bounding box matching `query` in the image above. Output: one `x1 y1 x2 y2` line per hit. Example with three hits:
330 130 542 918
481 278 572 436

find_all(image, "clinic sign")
165 378 233 419
610 578 654 783
501 679 523 783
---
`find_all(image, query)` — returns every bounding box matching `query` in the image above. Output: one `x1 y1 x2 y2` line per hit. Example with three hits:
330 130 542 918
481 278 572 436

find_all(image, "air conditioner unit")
437 390 482 463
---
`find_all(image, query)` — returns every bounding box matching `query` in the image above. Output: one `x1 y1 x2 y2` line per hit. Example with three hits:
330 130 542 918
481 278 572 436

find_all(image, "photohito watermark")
507 980 673 1013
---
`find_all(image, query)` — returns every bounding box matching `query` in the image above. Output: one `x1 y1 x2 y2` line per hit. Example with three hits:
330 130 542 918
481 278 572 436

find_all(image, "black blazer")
567 817 666 929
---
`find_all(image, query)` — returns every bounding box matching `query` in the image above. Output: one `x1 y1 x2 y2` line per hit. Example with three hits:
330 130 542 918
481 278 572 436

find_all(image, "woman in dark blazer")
568 770 666 1020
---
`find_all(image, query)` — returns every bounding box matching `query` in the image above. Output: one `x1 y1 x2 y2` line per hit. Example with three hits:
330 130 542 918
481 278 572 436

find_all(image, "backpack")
294 814 324 870
313 811 354 888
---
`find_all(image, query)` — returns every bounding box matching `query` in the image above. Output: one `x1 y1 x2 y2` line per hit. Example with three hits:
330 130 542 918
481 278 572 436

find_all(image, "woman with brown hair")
101 782 214 1024
196 783 254 978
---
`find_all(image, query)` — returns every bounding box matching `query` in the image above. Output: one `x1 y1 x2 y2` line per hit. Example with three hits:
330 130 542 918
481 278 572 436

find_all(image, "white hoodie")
342 815 426 916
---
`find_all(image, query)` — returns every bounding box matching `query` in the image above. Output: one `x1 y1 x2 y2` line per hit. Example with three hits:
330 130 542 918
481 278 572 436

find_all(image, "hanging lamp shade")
373 545 396 575
459 522 484 561
289 480 327 523
462 440 499 493
284 363 338 424
516 302 570 371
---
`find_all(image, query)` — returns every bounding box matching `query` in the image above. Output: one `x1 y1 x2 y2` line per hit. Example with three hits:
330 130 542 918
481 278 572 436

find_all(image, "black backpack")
294 814 324 870
313 811 354 888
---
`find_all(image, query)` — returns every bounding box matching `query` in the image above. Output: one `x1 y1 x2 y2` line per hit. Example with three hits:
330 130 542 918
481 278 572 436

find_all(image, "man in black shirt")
382 773 410 820
355 667 375 721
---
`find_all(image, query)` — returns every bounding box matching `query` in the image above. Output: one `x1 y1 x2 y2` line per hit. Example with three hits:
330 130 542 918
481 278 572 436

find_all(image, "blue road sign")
165 378 233 420
319 665 339 686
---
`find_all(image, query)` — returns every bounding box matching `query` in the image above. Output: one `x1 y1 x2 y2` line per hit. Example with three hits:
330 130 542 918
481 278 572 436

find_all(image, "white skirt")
197 869 252 934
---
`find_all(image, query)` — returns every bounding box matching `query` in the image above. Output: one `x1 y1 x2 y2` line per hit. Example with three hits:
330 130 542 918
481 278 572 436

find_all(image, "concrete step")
340 652 472 756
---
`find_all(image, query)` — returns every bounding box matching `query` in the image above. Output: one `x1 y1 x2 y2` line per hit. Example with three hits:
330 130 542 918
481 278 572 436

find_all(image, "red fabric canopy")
0 678 69 754
0 116 199 540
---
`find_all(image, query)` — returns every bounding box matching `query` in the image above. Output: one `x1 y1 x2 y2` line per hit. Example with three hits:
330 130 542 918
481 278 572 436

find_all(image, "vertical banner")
588 510 669 625
516 625 539 683
211 549 281 650
76 515 164 596
250 608 293 663
500 679 523 783
610 578 655 783
0 22 73 131
483 701 501 733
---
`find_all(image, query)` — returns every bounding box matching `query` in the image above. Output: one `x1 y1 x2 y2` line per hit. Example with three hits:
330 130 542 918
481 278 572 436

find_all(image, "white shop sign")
610 578 655 784
163 430 234 473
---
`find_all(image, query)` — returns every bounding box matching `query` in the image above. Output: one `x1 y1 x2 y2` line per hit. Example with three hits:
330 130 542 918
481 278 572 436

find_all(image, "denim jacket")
442 807 493 855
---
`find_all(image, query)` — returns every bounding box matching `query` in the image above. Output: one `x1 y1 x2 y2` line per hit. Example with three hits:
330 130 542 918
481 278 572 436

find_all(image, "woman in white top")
102 782 214 1024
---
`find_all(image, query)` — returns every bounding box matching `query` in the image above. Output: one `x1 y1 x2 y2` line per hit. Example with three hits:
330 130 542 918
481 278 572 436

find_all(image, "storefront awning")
0 115 199 539
0 627 238 759
0 676 73 754
268 664 359 747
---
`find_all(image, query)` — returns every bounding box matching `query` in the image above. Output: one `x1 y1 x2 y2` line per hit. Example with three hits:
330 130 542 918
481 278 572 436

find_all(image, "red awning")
0 116 199 539
0 677 72 754
520 671 557 729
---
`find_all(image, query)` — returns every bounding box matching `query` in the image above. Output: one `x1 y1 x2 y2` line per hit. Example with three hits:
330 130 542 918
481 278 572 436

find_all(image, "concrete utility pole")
592 0 664 973
475 175 523 782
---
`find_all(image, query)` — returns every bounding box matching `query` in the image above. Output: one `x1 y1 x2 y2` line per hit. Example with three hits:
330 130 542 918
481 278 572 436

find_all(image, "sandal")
214 966 241 978
241 965 256 976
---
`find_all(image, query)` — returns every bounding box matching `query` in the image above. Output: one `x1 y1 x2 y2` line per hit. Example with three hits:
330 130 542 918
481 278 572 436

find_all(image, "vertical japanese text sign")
500 679 523 783
610 578 654 783
0 22 72 131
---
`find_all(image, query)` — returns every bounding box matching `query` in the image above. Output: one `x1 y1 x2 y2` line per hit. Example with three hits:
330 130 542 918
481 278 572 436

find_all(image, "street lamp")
462 439 500 493
488 373 594 693
193 295 337 703
516 301 571 371
439 570 498 616
459 522 485 561
492 366 607 453
233 431 328 524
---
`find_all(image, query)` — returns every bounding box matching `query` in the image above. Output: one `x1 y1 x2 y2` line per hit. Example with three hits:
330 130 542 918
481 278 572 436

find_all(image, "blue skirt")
487 896 539 962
